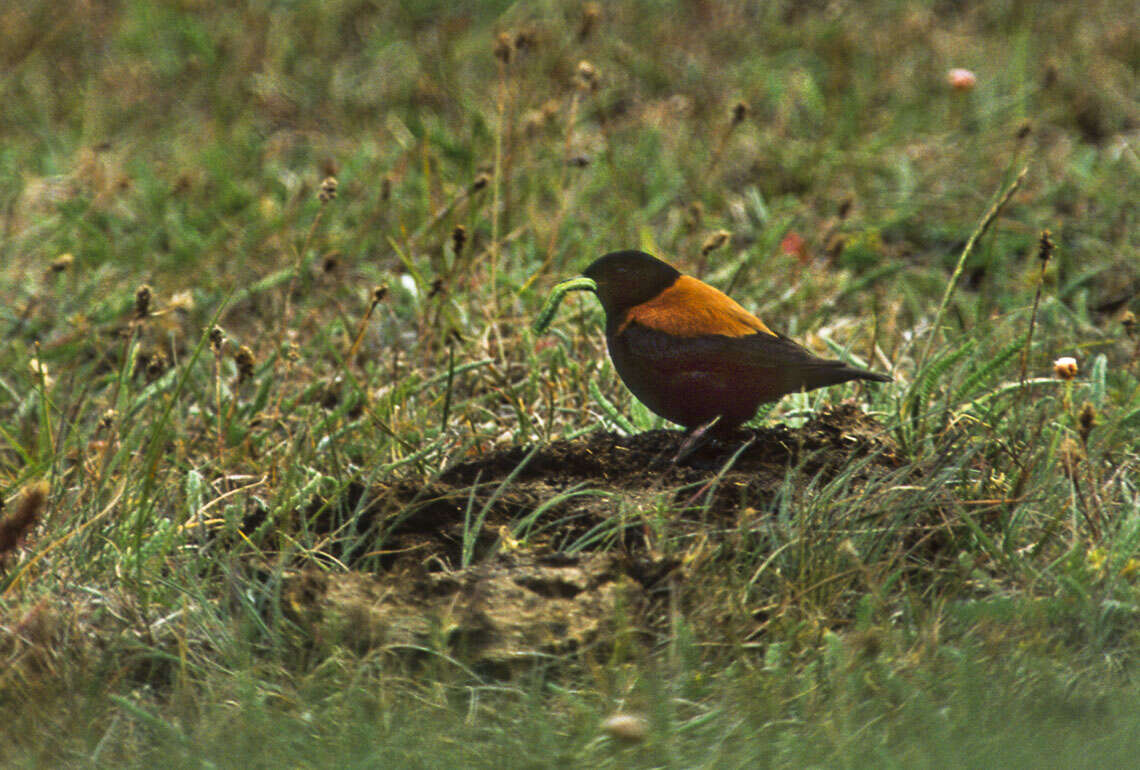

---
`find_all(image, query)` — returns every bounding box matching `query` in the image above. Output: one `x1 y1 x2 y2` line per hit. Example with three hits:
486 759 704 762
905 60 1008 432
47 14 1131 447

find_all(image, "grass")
3 0 1140 766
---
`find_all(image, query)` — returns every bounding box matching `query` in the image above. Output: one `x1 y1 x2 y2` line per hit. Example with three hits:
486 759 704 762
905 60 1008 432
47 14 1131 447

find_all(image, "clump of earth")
280 405 916 676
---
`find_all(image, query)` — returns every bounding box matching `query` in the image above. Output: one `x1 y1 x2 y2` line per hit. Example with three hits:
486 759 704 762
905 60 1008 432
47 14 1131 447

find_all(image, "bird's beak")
533 276 597 333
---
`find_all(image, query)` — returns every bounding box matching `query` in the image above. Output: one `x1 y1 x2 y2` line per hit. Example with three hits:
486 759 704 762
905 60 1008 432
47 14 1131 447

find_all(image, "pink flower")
947 68 977 92
780 231 809 262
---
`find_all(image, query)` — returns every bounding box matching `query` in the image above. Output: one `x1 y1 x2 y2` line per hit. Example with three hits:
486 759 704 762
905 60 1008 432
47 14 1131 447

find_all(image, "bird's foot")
673 416 722 464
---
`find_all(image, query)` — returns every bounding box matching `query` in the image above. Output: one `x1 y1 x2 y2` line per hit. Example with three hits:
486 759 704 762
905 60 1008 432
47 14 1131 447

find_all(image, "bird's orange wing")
618 276 776 338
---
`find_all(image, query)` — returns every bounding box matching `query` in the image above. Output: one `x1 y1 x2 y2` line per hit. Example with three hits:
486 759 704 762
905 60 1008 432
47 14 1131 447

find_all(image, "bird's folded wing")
620 323 835 372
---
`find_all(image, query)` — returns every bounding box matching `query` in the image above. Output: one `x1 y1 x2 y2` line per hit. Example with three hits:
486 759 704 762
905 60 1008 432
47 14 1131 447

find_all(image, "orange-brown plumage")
618 275 776 338
581 250 890 433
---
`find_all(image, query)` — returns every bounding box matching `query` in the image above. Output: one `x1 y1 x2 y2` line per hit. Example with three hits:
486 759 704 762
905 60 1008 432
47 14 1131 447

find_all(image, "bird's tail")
801 360 892 391
847 366 892 384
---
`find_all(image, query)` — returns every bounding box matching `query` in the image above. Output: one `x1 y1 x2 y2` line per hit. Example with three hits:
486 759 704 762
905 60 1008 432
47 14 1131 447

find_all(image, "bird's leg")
673 415 721 464
679 434 757 508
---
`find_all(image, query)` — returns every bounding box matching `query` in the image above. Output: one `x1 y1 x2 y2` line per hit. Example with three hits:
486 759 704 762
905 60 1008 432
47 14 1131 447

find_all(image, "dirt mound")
279 405 905 675
356 403 901 569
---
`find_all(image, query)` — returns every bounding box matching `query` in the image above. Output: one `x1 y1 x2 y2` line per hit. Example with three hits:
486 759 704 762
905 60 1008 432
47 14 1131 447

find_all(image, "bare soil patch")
279 405 913 675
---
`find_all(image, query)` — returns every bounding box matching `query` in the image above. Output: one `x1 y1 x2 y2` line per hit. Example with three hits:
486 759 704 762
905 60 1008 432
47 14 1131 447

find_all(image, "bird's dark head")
582 250 681 320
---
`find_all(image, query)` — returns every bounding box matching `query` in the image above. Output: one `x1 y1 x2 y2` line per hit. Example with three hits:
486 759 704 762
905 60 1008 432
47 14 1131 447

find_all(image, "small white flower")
601 712 649 742
1053 356 1078 380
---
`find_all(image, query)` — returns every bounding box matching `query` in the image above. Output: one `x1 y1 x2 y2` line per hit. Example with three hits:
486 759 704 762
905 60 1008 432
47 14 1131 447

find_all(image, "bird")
579 250 891 436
